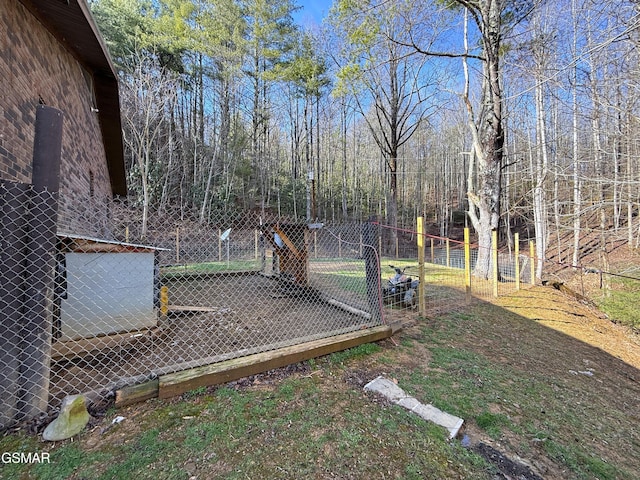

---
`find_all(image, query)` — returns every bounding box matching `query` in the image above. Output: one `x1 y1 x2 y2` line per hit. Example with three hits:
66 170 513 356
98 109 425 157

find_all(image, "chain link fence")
1 176 543 431
1 181 385 431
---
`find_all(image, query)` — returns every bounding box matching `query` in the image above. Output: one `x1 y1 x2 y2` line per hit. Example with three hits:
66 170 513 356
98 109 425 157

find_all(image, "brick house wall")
0 0 117 237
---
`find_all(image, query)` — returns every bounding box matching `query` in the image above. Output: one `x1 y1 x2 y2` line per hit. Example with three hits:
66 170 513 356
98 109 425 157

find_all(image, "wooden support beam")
115 380 159 408
51 328 162 361
272 226 301 259
158 325 392 399
167 305 220 313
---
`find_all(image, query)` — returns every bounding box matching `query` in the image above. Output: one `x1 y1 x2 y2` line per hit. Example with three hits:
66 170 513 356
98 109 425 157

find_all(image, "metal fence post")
0 181 30 429
446 238 450 268
255 229 258 260
363 219 382 323
430 237 435 263
20 105 63 420
530 240 536 285
176 227 180 263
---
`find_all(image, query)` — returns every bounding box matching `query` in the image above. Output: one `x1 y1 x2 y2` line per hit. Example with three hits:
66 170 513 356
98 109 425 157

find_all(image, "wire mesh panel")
375 223 531 316
0 186 384 429
1 181 58 429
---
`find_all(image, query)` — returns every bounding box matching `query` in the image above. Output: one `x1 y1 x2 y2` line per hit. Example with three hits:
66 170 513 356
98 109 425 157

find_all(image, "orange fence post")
160 286 169 317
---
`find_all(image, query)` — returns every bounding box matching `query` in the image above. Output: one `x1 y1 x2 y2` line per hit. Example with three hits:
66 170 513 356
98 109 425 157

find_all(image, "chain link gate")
1 185 385 430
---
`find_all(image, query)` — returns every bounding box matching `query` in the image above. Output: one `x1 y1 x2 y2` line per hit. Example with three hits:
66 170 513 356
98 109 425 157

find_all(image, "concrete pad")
364 376 463 439
397 396 420 410
364 376 408 403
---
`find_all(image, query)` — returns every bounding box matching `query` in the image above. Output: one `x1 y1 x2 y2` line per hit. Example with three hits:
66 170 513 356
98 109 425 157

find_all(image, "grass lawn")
595 276 640 330
2 284 639 479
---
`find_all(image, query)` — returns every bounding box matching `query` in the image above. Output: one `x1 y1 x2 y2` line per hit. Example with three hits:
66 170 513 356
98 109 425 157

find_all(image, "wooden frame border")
154 325 393 400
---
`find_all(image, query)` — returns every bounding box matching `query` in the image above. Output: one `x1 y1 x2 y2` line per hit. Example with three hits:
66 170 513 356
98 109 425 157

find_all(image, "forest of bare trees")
89 0 640 278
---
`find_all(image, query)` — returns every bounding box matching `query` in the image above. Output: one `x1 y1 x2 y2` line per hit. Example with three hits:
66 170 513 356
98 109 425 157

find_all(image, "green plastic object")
42 394 90 441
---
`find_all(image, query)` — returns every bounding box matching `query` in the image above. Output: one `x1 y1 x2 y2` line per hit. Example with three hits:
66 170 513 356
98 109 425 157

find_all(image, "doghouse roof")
22 0 126 196
58 233 170 253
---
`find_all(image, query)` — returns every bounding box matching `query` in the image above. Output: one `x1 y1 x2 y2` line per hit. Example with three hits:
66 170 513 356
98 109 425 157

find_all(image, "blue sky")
293 0 333 27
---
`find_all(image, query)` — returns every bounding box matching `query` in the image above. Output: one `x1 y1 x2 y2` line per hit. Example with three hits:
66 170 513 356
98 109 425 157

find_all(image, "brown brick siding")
1 0 114 236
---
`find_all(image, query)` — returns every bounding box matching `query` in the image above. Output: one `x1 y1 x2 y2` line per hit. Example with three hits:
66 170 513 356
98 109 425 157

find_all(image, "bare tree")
331 0 438 253
121 54 178 238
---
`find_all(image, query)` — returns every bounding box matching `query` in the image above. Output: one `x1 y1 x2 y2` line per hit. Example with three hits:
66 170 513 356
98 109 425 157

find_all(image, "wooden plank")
272 225 301 259
69 240 153 253
152 324 383 377
158 325 392 399
168 305 221 313
324 298 371 319
51 328 162 361
115 380 159 408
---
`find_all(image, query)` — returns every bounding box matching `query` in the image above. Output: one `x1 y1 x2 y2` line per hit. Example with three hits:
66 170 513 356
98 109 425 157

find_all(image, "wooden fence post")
492 230 499 298
515 233 520 290
417 217 426 317
160 286 169 318
464 228 471 301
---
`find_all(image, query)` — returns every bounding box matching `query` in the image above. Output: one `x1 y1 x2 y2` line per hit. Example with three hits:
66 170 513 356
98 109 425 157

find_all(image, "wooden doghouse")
263 223 320 286
54 234 166 341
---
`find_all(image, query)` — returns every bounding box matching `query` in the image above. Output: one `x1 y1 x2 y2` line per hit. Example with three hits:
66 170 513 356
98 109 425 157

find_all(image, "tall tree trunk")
571 0 582 267
461 4 504 279
533 75 548 280
341 100 349 220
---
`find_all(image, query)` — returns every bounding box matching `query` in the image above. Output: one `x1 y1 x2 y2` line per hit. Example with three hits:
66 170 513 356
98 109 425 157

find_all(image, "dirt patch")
48 273 378 409
472 442 543 480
